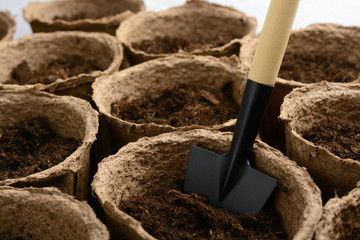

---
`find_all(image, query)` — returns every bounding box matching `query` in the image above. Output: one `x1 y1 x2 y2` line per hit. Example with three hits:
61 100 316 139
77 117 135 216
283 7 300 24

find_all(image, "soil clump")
0 117 80 180
132 34 237 54
302 120 360 160
7 55 102 85
111 83 239 127
279 53 360 83
121 188 287 240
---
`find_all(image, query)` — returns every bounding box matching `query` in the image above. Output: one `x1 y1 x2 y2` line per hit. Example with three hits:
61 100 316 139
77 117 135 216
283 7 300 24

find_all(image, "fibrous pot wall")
315 184 360 240
0 186 109 240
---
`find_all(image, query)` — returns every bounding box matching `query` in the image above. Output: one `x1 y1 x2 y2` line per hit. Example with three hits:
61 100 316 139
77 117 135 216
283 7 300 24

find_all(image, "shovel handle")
248 0 300 86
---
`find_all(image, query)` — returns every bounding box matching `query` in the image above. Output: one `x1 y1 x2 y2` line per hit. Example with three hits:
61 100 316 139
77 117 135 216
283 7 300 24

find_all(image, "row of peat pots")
0 1 359 240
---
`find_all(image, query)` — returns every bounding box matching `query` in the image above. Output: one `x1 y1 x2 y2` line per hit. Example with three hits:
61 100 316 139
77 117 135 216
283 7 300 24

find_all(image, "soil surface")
7 55 102 85
302 120 360 160
279 53 360 83
111 83 239 127
132 34 236 54
340 227 360 240
54 12 103 21
0 27 6 40
0 117 80 180
121 189 287 240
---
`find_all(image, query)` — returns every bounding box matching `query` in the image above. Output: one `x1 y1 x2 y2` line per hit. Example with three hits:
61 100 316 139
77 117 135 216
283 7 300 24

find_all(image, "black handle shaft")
221 79 274 197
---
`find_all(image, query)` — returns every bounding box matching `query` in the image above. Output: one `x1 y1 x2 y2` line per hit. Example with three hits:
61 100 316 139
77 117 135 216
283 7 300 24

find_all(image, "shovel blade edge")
184 146 277 215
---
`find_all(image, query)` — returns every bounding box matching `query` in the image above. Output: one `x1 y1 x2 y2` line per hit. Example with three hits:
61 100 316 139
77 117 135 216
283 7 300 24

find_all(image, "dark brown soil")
7 55 103 85
339 206 360 240
132 34 236 54
111 83 239 127
0 27 6 40
342 228 360 240
121 189 287 240
279 53 360 83
0 117 80 180
54 12 103 21
302 120 360 160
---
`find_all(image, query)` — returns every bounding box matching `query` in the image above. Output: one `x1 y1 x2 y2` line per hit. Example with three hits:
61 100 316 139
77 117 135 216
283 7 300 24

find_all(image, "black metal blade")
184 146 277 215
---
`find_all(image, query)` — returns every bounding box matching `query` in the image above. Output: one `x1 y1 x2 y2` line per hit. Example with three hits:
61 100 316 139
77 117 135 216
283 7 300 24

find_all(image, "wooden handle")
248 0 300 86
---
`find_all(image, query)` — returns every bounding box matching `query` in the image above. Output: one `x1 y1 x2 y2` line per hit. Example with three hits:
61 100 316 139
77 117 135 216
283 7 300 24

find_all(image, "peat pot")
240 24 360 152
0 11 16 42
0 186 109 239
23 0 145 35
0 31 123 101
279 82 360 202
315 184 360 240
92 129 322 240
116 0 256 65
0 90 98 200
92 54 246 153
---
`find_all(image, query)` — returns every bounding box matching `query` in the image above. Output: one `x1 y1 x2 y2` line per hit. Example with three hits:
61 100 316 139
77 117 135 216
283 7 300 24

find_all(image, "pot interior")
0 34 115 85
294 91 359 157
94 130 321 239
28 0 143 21
96 56 243 116
124 2 254 52
280 26 360 83
244 26 360 83
0 92 86 141
0 16 8 40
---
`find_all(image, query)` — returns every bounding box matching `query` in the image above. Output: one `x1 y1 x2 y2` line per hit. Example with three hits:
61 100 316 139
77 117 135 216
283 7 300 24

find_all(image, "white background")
1 0 359 39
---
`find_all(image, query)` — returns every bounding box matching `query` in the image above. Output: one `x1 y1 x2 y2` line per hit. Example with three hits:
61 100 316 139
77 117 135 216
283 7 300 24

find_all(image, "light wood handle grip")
248 0 300 86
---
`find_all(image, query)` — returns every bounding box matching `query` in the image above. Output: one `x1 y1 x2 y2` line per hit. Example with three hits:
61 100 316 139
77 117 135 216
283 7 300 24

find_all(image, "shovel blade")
184 146 277 215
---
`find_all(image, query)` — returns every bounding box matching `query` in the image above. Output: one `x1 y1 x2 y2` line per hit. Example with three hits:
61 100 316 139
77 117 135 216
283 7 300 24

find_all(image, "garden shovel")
184 0 300 215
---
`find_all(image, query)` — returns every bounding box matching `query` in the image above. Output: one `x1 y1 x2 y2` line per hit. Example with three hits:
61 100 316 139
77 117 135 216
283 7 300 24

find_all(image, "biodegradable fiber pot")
0 31 123 101
240 24 360 152
92 54 246 152
92 129 322 240
0 186 109 239
23 0 145 35
279 82 360 201
116 0 257 65
0 90 98 200
315 183 360 240
0 11 16 42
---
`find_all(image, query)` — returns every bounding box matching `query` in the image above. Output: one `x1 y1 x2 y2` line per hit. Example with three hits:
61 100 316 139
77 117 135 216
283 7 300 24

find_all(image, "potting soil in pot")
302 119 360 160
0 117 80 180
111 82 239 127
0 27 6 40
53 13 104 21
132 33 237 54
279 53 360 83
120 185 286 239
6 55 103 85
